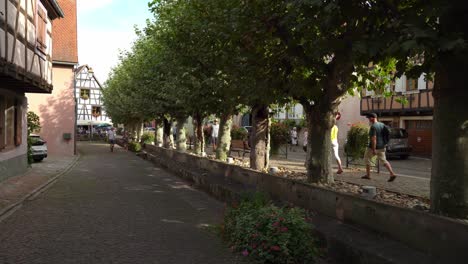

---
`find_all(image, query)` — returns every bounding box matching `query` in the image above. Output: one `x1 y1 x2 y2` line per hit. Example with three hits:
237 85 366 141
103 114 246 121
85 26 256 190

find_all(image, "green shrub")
282 119 297 129
345 123 369 159
222 193 319 263
270 122 290 151
141 132 155 144
128 142 142 152
231 125 248 140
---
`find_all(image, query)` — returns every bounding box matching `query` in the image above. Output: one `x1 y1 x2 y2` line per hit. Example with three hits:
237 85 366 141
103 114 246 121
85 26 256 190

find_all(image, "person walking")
108 127 116 152
362 113 397 182
211 119 219 151
332 112 344 174
290 127 298 151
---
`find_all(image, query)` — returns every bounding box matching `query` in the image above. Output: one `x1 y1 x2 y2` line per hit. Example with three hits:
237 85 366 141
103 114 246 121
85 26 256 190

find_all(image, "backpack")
382 125 391 145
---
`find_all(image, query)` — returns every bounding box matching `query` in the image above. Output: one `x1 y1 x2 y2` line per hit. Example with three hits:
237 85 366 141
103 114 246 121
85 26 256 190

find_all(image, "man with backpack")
362 113 397 182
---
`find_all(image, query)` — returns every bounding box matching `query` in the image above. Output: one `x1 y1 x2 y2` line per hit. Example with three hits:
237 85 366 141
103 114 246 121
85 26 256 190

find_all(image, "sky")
77 0 153 83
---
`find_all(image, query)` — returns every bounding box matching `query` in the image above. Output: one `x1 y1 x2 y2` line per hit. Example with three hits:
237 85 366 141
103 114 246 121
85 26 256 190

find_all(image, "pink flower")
252 244 257 249
279 217 285 222
272 221 280 227
270 245 281 251
242 250 249 256
280 227 289 232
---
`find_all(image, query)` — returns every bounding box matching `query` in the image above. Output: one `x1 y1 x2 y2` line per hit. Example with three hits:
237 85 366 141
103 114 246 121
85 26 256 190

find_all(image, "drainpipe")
73 65 77 155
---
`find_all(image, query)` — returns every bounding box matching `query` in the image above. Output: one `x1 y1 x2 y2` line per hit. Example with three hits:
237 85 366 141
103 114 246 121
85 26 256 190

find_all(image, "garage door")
405 120 432 157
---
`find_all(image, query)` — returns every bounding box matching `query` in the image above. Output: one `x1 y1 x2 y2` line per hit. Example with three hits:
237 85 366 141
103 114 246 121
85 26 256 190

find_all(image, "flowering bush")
270 122 290 150
231 125 248 140
222 193 319 263
345 123 369 159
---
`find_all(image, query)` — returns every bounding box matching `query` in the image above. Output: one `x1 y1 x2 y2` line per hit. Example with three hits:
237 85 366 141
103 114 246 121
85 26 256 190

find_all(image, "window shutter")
36 3 47 52
0 96 5 150
14 99 23 147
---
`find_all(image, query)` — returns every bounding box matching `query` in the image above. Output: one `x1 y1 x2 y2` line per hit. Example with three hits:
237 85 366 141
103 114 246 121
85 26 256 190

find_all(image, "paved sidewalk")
0 142 248 263
269 145 430 198
269 157 430 198
0 155 79 218
205 144 430 198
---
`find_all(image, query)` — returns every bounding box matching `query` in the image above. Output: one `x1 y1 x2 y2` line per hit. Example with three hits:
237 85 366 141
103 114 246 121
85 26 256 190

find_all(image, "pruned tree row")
103 0 467 218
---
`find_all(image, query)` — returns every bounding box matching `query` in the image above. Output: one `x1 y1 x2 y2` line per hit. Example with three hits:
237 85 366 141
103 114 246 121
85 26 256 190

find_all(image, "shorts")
212 137 218 145
364 148 387 165
109 139 115 144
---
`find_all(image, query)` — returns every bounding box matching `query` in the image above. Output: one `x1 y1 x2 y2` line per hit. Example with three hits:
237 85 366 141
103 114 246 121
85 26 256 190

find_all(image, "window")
0 96 4 150
92 106 102 118
406 78 418 91
405 120 432 130
36 2 48 53
80 89 90 100
0 95 23 151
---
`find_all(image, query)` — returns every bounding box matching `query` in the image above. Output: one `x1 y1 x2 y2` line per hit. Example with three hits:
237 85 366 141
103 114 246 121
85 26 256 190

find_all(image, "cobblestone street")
0 143 246 264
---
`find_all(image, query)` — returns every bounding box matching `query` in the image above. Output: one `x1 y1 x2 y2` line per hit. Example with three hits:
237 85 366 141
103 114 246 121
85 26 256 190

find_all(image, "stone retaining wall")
143 144 468 261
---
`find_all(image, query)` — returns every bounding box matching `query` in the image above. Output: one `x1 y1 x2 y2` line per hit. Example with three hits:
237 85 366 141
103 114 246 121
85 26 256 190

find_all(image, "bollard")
269 167 279 175
227 157 234 164
361 186 377 199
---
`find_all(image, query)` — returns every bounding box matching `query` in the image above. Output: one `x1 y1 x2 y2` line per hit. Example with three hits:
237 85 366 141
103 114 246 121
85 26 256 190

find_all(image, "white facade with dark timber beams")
1 0 64 181
75 65 111 126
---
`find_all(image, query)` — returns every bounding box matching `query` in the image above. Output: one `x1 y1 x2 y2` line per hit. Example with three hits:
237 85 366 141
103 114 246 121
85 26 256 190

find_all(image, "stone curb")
0 154 81 223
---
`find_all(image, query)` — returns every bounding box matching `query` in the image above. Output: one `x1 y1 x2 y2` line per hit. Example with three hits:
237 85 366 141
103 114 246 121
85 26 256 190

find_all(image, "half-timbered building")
27 0 78 157
361 74 434 156
0 0 64 180
75 65 111 129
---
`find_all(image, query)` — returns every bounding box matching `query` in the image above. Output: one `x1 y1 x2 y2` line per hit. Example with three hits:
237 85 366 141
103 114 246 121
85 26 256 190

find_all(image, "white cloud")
78 29 137 83
77 0 114 13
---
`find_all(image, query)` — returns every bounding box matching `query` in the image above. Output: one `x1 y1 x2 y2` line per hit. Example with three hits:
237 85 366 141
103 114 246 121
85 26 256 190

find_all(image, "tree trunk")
303 102 336 184
249 104 269 171
175 117 187 152
163 118 173 148
430 53 468 218
156 123 164 147
136 122 143 142
264 117 271 168
216 113 233 161
193 113 205 155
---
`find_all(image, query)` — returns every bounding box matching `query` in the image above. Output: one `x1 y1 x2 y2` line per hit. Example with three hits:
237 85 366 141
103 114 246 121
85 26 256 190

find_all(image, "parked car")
386 128 412 159
29 134 47 162
144 127 156 132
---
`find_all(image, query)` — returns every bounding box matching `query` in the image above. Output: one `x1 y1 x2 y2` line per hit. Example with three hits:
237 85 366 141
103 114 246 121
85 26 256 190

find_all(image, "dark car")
386 128 412 159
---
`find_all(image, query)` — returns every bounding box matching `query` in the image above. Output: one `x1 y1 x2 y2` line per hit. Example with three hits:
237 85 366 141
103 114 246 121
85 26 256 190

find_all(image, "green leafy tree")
27 111 41 135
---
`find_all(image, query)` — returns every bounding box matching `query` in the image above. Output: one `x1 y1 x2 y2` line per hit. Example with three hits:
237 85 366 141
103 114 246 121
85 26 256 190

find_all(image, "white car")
30 134 48 162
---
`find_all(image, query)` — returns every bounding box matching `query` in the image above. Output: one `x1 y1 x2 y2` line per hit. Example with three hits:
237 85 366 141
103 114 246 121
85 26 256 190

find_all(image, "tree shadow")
37 76 76 156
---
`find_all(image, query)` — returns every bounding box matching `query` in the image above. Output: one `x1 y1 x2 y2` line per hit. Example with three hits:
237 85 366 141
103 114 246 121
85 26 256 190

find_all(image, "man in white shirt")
108 127 116 152
211 119 219 151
